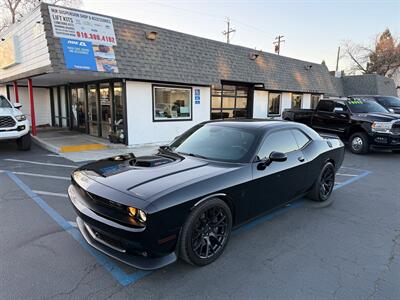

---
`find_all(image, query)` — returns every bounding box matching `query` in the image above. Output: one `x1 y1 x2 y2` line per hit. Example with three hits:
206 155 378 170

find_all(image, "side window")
292 129 311 149
257 130 298 159
317 100 334 112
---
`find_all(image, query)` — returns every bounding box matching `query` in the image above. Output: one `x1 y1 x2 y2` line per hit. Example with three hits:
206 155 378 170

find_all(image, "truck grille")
0 116 16 128
392 122 400 134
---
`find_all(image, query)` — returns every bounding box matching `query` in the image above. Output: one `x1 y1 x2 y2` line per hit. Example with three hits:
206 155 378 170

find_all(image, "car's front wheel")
178 198 232 266
349 132 369 154
307 162 335 202
16 133 31 151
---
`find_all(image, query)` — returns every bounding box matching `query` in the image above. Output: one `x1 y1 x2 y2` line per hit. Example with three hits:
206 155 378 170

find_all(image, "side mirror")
388 108 395 113
13 103 22 109
257 151 287 170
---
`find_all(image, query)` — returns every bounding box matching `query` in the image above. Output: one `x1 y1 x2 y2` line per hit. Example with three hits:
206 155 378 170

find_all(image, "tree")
342 29 400 77
0 0 82 33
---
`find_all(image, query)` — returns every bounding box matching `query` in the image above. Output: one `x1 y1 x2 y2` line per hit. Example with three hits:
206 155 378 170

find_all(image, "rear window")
0 96 12 108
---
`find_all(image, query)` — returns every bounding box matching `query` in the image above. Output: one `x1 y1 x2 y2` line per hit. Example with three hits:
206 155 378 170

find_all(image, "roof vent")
304 65 313 70
146 31 158 41
249 53 259 60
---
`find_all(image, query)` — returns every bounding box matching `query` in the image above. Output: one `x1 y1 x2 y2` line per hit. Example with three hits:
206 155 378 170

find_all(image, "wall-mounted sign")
194 89 200 104
0 36 20 69
48 6 117 46
61 38 118 73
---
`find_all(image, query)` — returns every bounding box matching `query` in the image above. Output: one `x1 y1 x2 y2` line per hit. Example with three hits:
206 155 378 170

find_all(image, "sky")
82 0 400 71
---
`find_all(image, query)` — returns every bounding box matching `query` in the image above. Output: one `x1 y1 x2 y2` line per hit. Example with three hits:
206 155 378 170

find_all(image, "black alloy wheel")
179 198 232 266
307 162 336 202
191 206 229 259
319 165 335 201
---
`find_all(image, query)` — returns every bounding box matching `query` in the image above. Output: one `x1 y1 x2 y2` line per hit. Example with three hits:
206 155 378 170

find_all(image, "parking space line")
5 171 151 286
4 167 371 287
4 159 77 168
13 172 70 180
32 191 69 198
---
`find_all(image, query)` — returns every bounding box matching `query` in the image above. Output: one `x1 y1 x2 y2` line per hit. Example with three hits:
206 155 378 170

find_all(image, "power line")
273 35 285 55
222 17 236 44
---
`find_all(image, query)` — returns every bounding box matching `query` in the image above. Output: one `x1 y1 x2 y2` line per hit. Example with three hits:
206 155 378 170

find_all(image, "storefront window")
292 94 303 109
311 94 321 109
268 93 281 116
211 84 249 119
153 86 192 121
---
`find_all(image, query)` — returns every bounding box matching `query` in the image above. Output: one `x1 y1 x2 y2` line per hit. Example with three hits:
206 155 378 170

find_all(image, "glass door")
100 83 112 139
87 85 99 136
70 87 87 133
211 84 249 119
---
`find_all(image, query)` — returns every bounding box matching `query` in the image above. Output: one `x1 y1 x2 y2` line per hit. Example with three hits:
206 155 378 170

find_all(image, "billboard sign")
48 6 117 46
61 38 118 73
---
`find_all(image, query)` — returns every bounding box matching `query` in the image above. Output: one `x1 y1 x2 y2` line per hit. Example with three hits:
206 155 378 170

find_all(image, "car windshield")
170 124 257 162
346 98 388 113
376 96 400 107
0 96 12 108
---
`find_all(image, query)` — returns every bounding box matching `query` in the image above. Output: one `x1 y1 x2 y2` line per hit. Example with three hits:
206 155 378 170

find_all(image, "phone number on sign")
76 32 116 44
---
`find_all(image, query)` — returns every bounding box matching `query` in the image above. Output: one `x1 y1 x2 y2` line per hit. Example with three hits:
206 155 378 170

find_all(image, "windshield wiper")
178 152 208 159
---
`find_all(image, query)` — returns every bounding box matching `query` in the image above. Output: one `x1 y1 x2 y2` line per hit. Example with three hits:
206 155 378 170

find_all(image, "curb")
31 134 61 154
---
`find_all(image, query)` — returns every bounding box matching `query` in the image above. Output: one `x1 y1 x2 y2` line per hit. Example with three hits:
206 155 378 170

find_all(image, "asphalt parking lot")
0 141 399 300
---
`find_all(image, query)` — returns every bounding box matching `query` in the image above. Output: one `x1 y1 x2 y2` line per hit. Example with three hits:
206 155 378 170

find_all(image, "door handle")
298 157 305 162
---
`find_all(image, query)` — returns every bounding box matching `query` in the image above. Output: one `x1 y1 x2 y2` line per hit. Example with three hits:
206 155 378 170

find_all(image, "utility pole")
273 35 285 55
335 46 341 71
222 17 236 44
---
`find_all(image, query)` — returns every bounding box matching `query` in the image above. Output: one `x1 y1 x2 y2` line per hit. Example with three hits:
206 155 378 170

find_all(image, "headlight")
15 114 26 121
371 121 392 133
127 206 147 226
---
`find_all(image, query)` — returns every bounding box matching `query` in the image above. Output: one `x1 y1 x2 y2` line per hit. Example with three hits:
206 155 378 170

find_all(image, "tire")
178 198 232 266
349 132 369 154
307 162 335 202
16 133 31 151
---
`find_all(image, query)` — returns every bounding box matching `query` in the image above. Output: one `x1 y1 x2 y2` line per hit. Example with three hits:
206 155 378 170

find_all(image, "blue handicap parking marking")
5 171 152 286
5 166 371 286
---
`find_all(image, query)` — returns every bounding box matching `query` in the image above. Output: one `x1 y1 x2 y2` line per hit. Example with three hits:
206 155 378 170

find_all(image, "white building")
0 3 354 146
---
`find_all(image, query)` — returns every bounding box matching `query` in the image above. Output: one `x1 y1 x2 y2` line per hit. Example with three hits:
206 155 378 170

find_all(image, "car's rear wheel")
349 132 369 154
307 162 335 202
178 198 232 266
16 133 31 151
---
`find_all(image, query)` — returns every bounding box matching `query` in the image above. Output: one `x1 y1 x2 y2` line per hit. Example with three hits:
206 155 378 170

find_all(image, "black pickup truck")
282 97 400 154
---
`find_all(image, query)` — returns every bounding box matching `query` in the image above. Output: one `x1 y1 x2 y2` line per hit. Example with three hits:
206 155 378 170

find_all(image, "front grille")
0 116 16 128
392 122 400 134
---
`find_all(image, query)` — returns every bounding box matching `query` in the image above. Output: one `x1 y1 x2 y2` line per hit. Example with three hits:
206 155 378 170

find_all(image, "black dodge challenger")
68 120 344 270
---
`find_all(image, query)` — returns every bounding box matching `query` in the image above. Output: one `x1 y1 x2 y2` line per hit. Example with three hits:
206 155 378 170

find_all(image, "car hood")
0 107 17 117
354 112 400 122
77 153 234 201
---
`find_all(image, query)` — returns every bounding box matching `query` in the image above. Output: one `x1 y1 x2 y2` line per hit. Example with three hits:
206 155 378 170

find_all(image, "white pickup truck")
0 95 31 150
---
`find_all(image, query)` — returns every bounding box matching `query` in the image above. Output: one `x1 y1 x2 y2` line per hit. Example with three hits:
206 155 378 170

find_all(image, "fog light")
375 137 388 143
127 207 137 217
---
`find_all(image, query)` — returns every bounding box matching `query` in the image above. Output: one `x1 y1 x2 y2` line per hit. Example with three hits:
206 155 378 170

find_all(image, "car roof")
201 118 298 131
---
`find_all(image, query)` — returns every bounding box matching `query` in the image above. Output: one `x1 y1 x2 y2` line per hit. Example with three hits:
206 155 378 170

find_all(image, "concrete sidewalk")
32 128 160 162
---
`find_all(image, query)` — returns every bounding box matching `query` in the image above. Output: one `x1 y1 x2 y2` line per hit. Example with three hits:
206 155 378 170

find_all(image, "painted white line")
32 190 68 198
336 173 358 177
13 172 70 180
46 154 60 157
334 182 342 185
4 159 77 168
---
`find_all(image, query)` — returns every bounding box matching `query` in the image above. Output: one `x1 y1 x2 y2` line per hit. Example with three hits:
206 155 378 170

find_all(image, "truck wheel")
307 162 335 202
178 198 232 266
349 132 369 154
17 133 31 151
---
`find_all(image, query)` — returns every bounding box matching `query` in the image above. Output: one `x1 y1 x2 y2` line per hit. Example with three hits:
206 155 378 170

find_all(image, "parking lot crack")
368 229 400 300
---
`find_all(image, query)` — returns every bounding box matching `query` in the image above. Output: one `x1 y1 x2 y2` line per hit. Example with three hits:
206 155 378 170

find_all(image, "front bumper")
68 184 177 270
0 120 29 141
369 133 400 149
